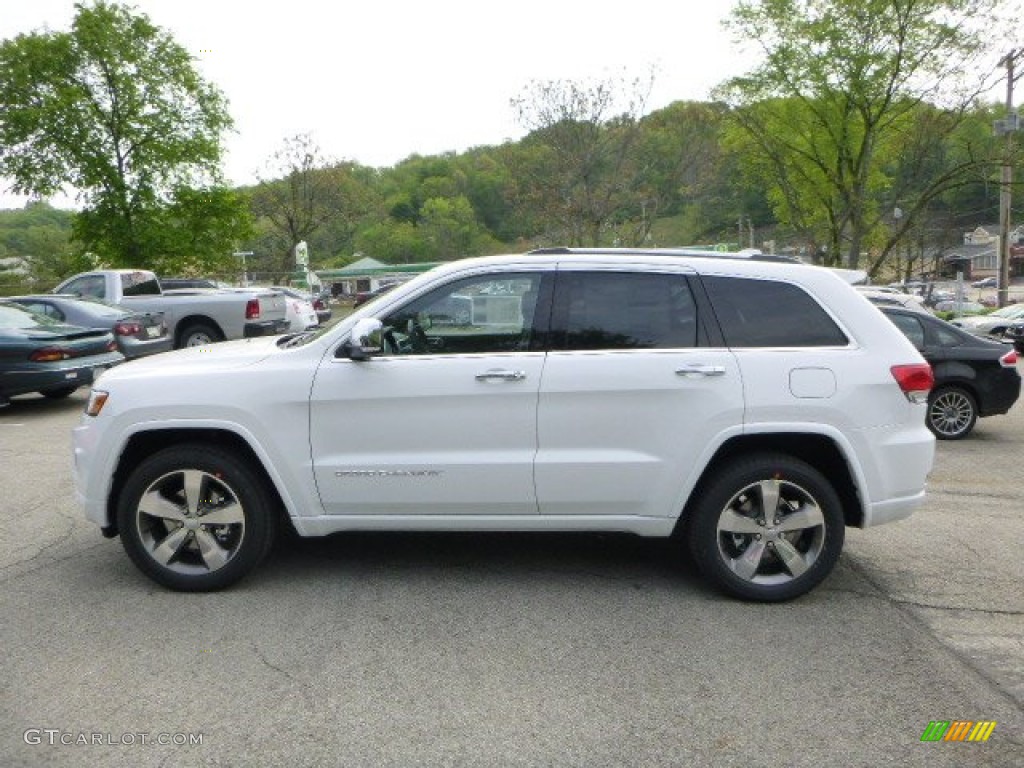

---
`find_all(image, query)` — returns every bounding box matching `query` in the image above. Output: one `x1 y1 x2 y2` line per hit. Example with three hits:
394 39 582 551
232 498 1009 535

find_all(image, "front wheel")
927 385 977 440
686 454 845 602
116 444 277 591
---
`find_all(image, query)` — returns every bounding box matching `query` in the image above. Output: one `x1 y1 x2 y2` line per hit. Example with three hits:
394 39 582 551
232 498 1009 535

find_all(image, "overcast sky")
0 0 758 209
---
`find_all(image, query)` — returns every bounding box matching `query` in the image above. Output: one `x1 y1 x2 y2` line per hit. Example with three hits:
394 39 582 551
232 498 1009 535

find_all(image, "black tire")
686 453 845 602
926 385 977 440
177 322 221 348
40 386 78 399
116 444 277 591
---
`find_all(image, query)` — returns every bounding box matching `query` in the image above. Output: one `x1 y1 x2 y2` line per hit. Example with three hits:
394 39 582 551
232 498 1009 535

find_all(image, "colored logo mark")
920 720 997 742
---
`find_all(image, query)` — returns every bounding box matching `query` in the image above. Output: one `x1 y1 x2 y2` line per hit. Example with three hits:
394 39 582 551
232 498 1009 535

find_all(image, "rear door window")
551 271 698 350
886 312 926 350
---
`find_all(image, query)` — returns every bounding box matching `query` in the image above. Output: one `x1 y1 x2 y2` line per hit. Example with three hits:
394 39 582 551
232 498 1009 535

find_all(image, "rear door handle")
475 369 527 381
675 364 726 377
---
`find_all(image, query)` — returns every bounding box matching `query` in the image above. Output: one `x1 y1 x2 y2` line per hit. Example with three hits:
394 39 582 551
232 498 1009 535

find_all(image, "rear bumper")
120 336 173 359
0 353 123 398
244 319 290 338
978 370 1022 417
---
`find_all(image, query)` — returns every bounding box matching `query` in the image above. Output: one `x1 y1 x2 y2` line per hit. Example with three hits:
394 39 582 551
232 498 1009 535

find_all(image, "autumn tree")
718 0 1005 270
0 1 246 272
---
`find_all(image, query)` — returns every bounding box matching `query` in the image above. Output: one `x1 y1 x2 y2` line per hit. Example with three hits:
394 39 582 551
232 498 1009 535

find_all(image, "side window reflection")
380 273 542 356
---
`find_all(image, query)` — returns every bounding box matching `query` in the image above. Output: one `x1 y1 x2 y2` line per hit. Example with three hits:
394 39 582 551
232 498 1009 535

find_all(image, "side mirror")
341 317 384 361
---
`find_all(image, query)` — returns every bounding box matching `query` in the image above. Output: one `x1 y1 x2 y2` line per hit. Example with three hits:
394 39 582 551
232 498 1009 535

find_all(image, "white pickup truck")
54 269 289 348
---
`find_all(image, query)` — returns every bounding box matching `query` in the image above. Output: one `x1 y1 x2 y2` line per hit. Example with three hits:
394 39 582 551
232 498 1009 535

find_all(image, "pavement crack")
887 597 1024 617
844 553 1024 709
249 640 295 681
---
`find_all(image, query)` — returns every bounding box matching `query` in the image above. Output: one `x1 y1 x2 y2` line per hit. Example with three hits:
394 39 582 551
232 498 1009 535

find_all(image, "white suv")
73 249 936 601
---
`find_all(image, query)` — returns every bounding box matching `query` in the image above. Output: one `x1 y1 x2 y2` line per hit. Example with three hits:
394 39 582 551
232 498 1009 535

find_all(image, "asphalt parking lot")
1 379 1022 767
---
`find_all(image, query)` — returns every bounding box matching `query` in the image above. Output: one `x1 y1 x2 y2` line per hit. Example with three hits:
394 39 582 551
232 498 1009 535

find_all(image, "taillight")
314 298 326 311
999 349 1018 367
891 364 934 404
245 298 260 319
113 321 142 336
30 347 71 362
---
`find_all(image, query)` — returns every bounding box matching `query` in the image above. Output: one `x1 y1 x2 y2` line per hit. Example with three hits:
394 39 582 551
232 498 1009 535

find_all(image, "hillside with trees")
1 0 1019 294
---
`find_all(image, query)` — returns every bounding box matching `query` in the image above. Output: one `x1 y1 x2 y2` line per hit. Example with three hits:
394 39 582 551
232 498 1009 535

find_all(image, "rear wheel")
687 454 845 602
927 385 977 440
178 322 221 348
116 444 277 591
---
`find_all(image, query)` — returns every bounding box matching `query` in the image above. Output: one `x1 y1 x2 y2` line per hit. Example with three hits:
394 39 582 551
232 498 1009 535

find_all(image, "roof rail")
525 246 802 264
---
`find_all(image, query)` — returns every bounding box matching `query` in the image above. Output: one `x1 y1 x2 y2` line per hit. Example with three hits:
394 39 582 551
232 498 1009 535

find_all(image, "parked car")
75 247 936 601
352 283 398 308
924 290 956 307
5 294 171 359
880 306 1021 439
0 301 123 407
1003 321 1024 354
950 303 1024 337
54 269 288 348
269 286 319 331
933 300 986 314
971 276 998 288
311 294 332 325
857 288 932 314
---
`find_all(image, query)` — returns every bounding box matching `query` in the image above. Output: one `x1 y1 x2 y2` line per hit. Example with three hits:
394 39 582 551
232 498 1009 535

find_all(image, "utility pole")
995 50 1022 308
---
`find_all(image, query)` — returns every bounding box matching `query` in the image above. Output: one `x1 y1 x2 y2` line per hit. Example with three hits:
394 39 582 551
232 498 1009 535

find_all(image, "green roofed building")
297 256 446 297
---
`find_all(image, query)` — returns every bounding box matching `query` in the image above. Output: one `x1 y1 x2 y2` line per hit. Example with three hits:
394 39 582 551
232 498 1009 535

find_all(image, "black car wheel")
686 454 845 602
116 444 277 591
927 385 977 440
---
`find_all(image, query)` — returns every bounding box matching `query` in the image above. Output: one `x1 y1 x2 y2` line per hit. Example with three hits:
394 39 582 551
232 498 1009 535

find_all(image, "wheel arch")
106 428 293 538
173 315 225 347
674 432 862 535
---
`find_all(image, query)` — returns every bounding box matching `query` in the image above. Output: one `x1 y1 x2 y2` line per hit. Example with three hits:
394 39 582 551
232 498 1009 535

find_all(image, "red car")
353 284 398 308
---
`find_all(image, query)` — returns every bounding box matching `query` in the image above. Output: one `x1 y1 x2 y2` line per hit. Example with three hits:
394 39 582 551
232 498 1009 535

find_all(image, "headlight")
85 389 109 417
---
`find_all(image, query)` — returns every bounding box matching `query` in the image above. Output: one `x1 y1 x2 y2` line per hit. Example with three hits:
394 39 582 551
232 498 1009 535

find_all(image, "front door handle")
675 364 726 378
475 369 527 381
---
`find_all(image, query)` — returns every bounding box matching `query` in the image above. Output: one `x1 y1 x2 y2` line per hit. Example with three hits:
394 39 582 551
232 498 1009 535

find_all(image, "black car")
880 306 1021 439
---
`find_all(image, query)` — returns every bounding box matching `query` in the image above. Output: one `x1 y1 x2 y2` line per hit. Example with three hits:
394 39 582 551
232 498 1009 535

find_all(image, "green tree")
718 0 1002 269
419 196 499 258
249 134 374 279
0 1 240 269
0 202 88 290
